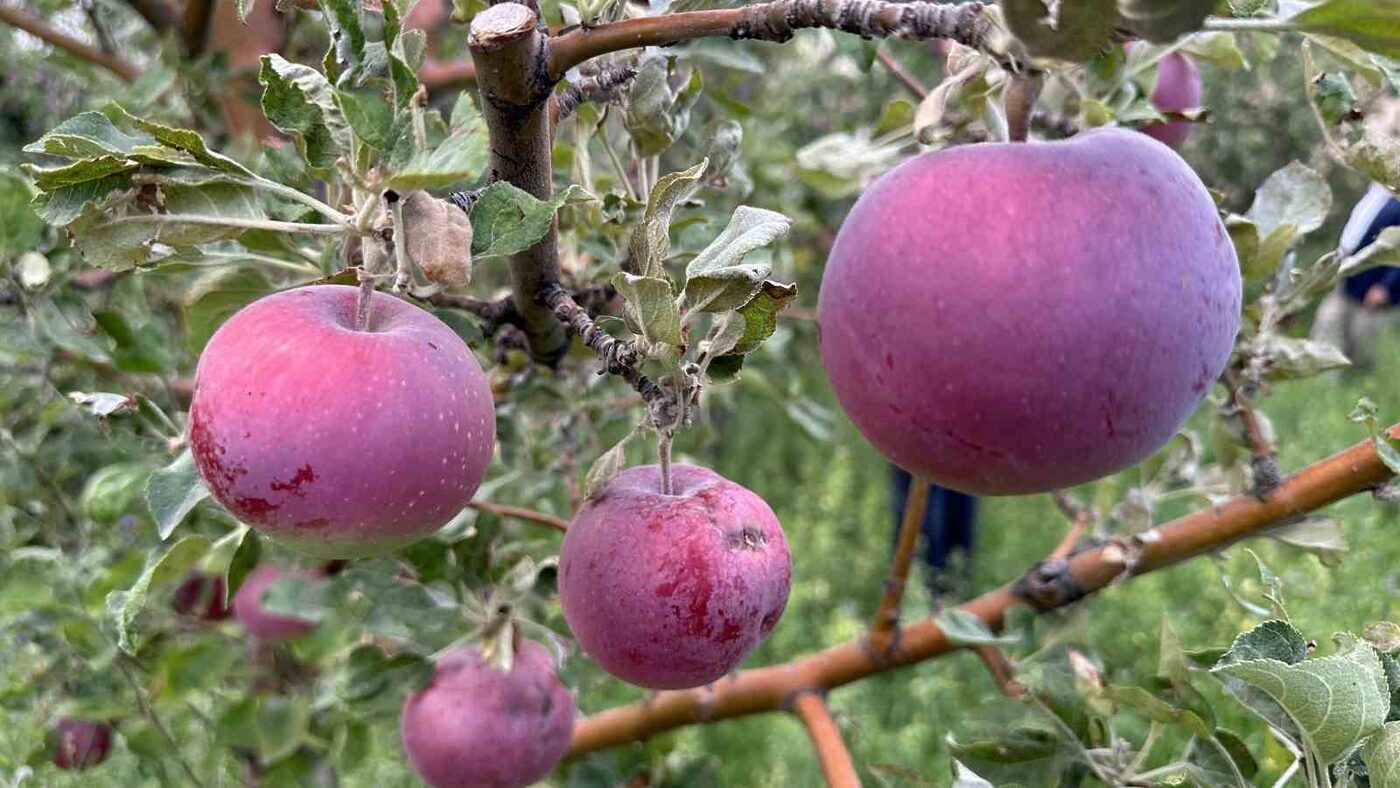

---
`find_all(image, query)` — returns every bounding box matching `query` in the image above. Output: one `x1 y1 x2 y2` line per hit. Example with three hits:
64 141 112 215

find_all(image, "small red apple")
818 128 1239 495
52 717 112 770
1136 47 1203 148
171 572 232 621
232 563 320 640
400 639 576 788
558 464 791 690
189 285 495 558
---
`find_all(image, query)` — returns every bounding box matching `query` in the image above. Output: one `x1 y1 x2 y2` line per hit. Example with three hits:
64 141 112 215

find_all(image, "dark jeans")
890 466 977 598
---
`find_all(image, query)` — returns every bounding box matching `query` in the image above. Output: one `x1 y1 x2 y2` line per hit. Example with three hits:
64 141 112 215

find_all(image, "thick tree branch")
791 692 861 788
467 500 569 532
868 476 929 657
0 4 140 82
548 0 998 79
470 3 570 365
569 425 1400 753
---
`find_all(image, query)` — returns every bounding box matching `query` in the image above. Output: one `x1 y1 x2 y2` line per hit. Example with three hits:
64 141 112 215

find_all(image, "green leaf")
1180 31 1248 69
469 182 596 260
1106 684 1212 736
217 696 311 763
934 609 1019 647
184 265 274 353
1003 0 1121 62
385 102 488 190
1267 516 1348 567
1364 722 1400 788
260 55 353 174
109 535 213 654
338 645 433 705
1247 161 1332 238
584 428 637 501
81 462 151 523
0 172 45 260
626 159 707 279
1255 334 1351 380
1217 620 1309 666
1346 137 1400 192
1290 0 1400 59
681 206 791 313
614 272 683 348
1214 638 1389 763
337 87 395 150
720 280 799 359
146 450 210 540
1117 0 1214 43
66 182 267 270
31 172 135 226
23 156 135 191
94 308 171 373
105 105 252 176
24 110 149 159
624 58 701 156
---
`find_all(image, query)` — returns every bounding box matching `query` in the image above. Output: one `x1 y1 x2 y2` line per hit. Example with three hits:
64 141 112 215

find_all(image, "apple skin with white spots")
558 464 791 690
189 285 495 558
817 128 1240 495
400 640 576 788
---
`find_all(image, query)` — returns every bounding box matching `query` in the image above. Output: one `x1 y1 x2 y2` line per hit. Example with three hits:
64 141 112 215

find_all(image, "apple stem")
1004 72 1043 143
658 433 674 495
355 276 375 332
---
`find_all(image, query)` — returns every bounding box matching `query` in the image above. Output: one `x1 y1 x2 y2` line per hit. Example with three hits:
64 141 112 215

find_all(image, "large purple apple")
818 128 1240 495
232 563 320 640
400 639 575 788
189 285 495 558
558 464 791 690
52 717 113 770
1140 49 1203 148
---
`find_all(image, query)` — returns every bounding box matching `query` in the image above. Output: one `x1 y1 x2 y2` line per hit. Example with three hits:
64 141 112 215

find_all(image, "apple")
171 572 232 621
558 464 791 689
1138 48 1203 149
400 639 575 788
232 563 320 640
817 128 1240 495
52 718 112 770
189 285 495 558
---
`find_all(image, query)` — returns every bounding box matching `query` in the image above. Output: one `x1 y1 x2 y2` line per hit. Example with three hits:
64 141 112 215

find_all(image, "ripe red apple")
52 718 112 770
818 128 1240 495
189 285 495 558
232 563 320 640
1139 49 1203 148
558 464 791 690
171 572 232 621
400 639 575 788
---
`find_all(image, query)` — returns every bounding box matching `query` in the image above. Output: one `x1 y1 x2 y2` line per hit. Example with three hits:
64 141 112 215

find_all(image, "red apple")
171 572 232 621
189 285 495 558
818 128 1240 495
232 563 320 640
1139 48 1203 148
52 718 112 770
400 639 575 788
558 464 791 690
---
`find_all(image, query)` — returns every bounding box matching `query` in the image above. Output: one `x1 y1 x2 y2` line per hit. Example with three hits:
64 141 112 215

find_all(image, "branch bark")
569 424 1400 753
549 0 997 79
869 476 929 657
0 4 141 82
791 692 861 788
469 3 570 365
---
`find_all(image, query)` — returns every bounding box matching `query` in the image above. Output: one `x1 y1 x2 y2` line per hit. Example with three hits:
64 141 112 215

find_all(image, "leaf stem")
247 176 351 227
101 214 348 236
1201 16 1295 33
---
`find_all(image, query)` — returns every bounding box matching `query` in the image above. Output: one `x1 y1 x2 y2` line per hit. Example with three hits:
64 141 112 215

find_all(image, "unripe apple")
1138 48 1203 148
558 464 791 689
52 718 112 770
818 128 1240 495
171 572 232 621
400 639 575 788
189 285 495 558
232 564 320 640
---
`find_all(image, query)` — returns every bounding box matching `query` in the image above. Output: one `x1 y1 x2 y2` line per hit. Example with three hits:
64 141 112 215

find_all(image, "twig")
1222 368 1280 498
116 656 208 787
869 476 929 658
973 646 1024 698
466 500 569 532
552 61 639 125
568 423 1400 753
791 692 861 788
549 0 1001 79
874 47 928 98
0 4 140 82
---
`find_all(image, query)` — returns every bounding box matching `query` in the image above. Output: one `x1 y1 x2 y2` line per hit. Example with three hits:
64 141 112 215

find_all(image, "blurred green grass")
603 320 1400 786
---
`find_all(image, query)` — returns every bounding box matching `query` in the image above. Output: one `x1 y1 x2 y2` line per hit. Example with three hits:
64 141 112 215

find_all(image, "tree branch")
791 692 861 788
467 500 569 532
552 61 639 125
875 47 927 99
869 476 929 658
568 424 1400 753
1223 368 1280 497
0 4 141 82
470 3 570 365
973 645 1024 698
420 58 478 92
548 0 998 79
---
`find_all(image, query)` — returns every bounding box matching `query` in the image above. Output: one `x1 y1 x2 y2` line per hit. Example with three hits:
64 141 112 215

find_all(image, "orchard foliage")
3 0 1400 786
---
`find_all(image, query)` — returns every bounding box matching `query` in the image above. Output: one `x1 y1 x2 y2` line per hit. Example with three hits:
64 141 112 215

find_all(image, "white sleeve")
1340 183 1396 255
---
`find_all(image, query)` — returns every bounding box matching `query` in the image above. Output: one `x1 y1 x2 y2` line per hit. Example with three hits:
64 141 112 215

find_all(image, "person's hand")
1364 283 1391 310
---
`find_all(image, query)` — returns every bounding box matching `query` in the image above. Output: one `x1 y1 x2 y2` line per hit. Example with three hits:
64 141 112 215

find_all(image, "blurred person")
890 465 977 600
1311 181 1400 369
